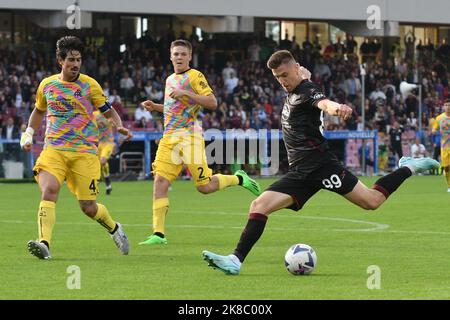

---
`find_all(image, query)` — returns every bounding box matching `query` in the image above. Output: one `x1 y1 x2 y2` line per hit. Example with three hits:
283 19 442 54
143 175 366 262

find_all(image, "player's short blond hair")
170 39 192 52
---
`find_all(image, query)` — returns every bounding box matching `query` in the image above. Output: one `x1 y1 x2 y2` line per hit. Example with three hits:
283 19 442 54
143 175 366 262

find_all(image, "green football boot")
234 170 262 196
138 234 168 245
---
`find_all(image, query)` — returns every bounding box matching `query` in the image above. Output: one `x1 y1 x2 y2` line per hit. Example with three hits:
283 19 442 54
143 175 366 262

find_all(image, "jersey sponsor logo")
51 98 75 112
313 92 325 100
199 81 208 89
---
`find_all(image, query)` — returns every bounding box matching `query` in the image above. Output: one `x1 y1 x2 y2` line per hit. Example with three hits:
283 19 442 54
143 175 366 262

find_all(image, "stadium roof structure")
2 0 449 25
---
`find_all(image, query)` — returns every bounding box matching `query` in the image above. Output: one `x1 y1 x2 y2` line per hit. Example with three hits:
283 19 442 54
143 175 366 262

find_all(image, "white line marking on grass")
172 210 390 232
0 215 386 234
3 211 450 235
300 215 389 232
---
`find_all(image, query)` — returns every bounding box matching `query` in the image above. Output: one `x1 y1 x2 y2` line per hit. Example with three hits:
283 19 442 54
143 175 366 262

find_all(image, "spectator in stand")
1 117 21 160
134 103 153 126
222 61 236 82
108 89 122 105
360 38 371 62
369 84 387 102
410 137 427 158
334 37 345 57
1 116 20 140
103 81 111 98
404 33 416 61
149 87 164 103
262 97 273 115
369 38 382 58
250 109 262 130
416 39 425 61
144 79 153 98
247 40 261 62
228 105 243 129
119 72 135 103
98 60 110 83
405 93 419 115
407 112 418 130
314 58 332 78
344 72 361 102
256 103 268 128
345 34 358 55
136 116 149 129
323 41 336 57
225 72 239 95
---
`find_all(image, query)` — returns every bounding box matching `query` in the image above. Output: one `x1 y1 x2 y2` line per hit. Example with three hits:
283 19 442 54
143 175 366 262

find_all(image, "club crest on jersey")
282 104 290 121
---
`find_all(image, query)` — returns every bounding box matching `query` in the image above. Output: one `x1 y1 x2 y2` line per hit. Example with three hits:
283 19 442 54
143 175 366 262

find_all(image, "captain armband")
99 102 112 113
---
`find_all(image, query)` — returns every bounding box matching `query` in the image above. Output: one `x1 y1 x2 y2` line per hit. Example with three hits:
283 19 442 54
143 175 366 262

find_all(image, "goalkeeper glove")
20 127 34 150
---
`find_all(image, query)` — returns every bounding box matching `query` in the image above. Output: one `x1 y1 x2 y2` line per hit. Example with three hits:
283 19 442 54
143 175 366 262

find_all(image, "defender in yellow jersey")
432 100 450 192
139 39 262 246
20 36 132 259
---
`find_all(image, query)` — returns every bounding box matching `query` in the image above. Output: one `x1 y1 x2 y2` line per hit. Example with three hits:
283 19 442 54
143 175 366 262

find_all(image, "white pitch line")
1 208 389 232
2 218 449 235
171 210 390 232
3 209 450 235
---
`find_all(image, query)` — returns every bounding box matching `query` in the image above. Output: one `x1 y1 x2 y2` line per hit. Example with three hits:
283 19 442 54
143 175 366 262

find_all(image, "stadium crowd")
1 29 449 173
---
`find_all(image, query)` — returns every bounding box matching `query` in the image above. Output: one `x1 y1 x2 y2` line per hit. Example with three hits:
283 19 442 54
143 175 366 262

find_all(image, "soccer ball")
284 243 317 275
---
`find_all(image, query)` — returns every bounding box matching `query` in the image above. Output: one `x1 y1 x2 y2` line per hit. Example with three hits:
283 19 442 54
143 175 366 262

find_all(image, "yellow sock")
38 200 56 245
446 170 450 188
153 198 169 234
214 174 239 190
92 203 116 233
102 162 110 178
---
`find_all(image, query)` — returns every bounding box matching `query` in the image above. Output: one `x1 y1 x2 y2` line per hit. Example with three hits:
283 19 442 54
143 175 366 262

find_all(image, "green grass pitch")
0 176 449 300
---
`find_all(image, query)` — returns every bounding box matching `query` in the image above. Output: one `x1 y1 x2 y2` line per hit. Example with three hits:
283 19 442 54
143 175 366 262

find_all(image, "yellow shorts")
441 148 450 167
98 142 115 161
378 155 388 170
152 134 212 186
33 148 100 200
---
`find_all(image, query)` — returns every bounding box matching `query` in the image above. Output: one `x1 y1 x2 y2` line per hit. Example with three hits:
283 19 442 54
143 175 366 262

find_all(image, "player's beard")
65 68 79 81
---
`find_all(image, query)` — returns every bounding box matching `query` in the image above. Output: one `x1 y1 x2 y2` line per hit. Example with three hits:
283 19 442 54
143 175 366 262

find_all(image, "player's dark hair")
170 39 192 52
444 99 450 104
267 50 295 69
56 36 84 60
